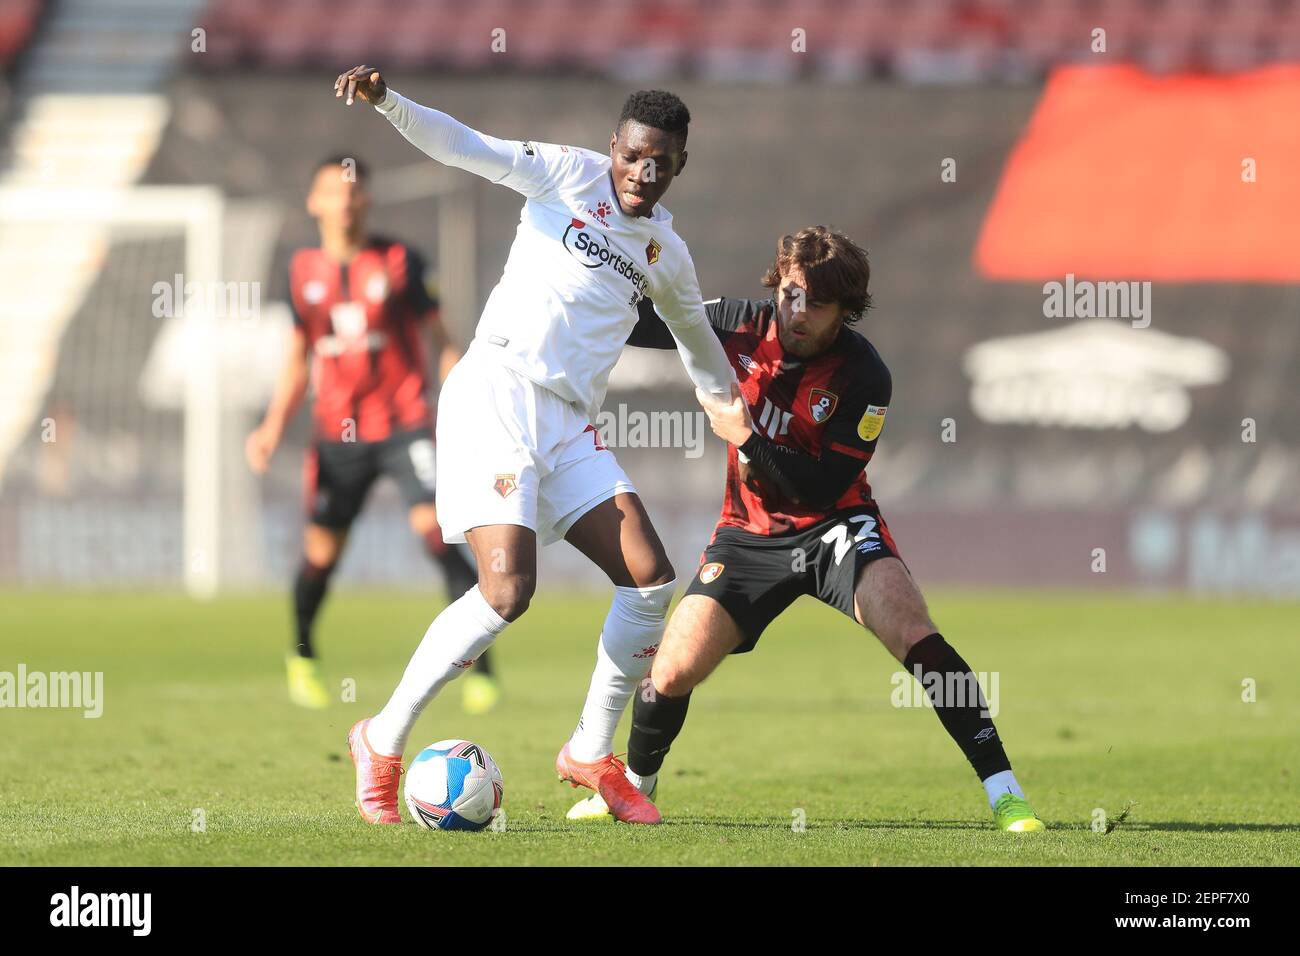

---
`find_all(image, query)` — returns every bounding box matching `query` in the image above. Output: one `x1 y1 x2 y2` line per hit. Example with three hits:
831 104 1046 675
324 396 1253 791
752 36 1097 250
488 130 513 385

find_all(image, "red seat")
0 0 44 68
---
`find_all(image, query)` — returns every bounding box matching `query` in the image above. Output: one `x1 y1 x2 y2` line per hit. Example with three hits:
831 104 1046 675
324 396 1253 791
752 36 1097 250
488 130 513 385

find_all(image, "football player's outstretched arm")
626 295 759 349
335 65 516 183
652 262 742 402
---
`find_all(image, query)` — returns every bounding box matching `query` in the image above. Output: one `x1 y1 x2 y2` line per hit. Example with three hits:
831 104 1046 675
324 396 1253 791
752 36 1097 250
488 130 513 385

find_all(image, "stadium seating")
190 0 1300 79
2 0 1296 592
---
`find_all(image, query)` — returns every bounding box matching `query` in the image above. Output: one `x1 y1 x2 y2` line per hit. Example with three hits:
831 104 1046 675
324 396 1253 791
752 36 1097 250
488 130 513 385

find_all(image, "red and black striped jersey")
288 238 438 442
628 296 892 536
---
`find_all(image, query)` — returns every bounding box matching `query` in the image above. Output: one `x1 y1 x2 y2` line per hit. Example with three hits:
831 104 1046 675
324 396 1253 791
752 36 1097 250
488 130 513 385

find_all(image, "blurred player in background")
334 66 738 826
570 226 1043 832
245 155 498 715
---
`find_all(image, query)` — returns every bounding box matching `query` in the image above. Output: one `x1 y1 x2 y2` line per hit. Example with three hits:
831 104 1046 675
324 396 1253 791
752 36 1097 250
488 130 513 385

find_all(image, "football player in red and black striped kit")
246 155 497 714
571 226 1042 831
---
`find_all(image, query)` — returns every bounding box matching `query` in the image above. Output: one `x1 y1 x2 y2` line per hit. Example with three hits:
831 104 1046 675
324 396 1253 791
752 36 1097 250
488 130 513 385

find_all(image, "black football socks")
903 632 1012 780
627 680 692 777
472 648 494 677
292 558 336 658
423 528 478 602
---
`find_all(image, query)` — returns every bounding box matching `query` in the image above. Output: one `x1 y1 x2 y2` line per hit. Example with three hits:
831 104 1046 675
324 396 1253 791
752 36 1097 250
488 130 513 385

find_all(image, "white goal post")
0 185 226 598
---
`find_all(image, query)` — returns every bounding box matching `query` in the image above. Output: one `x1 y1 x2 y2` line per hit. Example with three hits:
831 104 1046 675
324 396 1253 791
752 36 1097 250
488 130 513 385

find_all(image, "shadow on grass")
660 818 991 831
1058 821 1300 834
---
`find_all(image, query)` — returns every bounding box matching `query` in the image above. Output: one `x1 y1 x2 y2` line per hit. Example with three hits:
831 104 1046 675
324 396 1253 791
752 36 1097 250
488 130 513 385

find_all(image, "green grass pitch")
2 588 1297 866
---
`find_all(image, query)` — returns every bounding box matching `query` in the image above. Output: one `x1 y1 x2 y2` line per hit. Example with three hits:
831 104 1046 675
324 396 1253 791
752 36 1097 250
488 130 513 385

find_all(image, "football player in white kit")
333 65 741 825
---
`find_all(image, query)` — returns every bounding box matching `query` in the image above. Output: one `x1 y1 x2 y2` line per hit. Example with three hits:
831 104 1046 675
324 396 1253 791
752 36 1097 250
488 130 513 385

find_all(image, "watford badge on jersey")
699 562 725 584
646 238 661 265
809 388 838 423
493 474 518 498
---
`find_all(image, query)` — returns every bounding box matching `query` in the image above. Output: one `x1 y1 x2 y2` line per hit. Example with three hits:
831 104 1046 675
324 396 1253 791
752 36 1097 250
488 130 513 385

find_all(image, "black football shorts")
682 502 903 653
303 426 438 529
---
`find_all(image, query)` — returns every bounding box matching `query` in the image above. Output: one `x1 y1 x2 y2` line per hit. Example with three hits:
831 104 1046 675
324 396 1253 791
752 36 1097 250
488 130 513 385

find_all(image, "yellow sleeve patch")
857 404 887 442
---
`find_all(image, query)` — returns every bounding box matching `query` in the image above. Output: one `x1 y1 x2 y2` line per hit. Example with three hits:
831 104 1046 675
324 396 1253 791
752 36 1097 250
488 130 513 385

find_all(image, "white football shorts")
435 341 636 546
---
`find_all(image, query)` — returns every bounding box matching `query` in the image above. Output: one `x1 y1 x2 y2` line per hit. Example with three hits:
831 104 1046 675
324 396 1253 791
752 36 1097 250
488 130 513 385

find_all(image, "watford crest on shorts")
809 388 838 423
493 474 518 498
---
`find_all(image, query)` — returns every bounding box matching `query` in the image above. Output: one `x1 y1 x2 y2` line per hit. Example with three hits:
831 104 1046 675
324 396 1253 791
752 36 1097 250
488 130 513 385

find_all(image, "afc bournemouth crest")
493 473 518 498
645 238 661 265
699 562 725 584
809 388 838 423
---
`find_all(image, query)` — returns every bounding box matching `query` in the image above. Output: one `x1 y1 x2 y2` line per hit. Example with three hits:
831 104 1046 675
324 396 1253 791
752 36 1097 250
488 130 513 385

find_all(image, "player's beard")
779 323 835 358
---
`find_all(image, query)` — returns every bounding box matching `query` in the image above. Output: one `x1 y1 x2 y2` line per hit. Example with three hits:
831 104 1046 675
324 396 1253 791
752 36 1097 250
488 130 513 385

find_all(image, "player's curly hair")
761 226 873 324
617 90 690 145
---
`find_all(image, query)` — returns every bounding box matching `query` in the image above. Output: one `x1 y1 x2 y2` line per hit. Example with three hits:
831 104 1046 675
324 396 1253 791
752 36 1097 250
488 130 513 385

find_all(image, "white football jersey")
475 141 710 419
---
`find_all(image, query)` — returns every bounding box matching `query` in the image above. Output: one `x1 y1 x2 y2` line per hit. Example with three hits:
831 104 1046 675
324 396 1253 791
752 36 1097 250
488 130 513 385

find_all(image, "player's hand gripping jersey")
375 89 735 421
628 296 892 536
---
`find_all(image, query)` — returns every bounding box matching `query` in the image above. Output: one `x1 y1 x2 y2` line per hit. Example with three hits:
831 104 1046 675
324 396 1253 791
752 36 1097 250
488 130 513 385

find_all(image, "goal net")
0 185 238 598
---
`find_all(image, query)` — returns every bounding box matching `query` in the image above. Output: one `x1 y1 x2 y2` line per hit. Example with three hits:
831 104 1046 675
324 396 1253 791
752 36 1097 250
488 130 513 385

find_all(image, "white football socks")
366 585 509 757
566 580 675 762
982 769 1025 808
625 767 657 796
